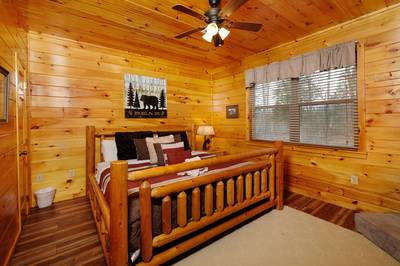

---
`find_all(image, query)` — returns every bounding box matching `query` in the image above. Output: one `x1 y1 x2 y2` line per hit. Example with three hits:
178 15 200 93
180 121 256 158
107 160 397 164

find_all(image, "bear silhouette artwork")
140 95 159 110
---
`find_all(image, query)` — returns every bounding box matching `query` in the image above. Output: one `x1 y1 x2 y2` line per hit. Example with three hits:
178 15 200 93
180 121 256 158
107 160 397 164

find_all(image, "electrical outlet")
36 174 44 182
350 175 359 185
68 169 76 178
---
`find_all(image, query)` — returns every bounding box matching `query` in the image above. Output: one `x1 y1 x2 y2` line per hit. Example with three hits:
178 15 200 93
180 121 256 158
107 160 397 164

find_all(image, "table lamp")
197 125 215 150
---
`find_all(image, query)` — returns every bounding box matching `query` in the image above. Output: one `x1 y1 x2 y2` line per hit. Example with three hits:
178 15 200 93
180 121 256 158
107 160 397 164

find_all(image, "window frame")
246 41 366 152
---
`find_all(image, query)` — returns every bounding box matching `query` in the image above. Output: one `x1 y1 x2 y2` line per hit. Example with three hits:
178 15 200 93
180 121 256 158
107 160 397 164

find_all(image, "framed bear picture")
124 73 167 118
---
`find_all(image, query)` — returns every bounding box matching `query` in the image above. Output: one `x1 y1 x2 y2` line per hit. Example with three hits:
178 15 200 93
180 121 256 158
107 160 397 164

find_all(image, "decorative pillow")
160 141 185 153
158 131 190 150
134 138 150 160
165 149 192 165
101 139 118 162
153 143 165 165
173 134 182 143
156 142 185 165
145 135 175 164
115 131 153 160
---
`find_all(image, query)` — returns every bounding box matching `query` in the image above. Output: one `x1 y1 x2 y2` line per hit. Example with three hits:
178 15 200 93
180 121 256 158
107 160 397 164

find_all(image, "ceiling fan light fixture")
173 0 263 47
202 31 214 42
213 34 224 47
206 22 219 36
218 27 230 40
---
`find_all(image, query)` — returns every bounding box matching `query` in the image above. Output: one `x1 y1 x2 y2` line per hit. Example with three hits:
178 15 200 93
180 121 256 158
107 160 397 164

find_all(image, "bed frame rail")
86 125 284 266
144 161 273 259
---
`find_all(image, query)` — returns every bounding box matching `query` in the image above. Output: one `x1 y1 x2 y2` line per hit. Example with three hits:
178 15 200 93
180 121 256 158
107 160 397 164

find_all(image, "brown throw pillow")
153 143 166 165
134 138 150 160
146 135 175 164
174 134 182 143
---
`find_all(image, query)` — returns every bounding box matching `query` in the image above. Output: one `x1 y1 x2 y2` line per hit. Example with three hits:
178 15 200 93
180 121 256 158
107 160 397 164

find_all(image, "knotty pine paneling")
29 32 213 204
210 6 400 212
0 15 28 266
15 0 400 67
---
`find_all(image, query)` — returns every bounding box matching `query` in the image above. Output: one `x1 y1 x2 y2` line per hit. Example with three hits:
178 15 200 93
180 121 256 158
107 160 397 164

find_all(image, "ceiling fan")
173 0 262 47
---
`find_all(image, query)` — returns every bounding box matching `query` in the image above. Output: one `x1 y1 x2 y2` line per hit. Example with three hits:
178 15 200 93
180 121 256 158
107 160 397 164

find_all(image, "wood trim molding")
356 40 367 152
4 229 20 266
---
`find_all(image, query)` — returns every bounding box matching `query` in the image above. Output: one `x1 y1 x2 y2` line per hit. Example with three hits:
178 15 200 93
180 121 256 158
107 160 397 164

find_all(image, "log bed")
86 125 284 265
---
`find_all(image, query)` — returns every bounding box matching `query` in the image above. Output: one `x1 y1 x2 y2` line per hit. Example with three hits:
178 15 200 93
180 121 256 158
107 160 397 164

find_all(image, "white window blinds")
248 43 358 149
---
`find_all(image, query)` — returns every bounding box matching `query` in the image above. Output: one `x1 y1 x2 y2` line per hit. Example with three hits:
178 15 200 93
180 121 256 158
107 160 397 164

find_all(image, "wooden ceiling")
14 0 400 68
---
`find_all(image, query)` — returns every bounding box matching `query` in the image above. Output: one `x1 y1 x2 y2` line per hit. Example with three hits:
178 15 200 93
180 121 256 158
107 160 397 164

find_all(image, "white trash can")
35 187 56 208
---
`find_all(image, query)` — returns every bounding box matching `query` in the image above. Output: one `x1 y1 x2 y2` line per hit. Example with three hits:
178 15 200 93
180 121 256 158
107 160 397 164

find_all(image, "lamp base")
202 136 211 150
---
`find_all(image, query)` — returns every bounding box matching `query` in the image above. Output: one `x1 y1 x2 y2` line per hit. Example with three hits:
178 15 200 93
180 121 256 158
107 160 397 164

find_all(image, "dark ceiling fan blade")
175 27 205 39
229 22 262 32
172 4 206 21
220 0 249 18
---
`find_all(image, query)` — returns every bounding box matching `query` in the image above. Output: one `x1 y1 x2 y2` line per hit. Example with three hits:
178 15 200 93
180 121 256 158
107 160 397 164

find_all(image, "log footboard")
86 126 284 266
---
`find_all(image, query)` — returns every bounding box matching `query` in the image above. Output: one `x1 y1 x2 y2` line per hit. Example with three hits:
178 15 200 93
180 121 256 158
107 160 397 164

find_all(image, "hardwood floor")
11 197 106 266
285 191 357 231
11 192 356 265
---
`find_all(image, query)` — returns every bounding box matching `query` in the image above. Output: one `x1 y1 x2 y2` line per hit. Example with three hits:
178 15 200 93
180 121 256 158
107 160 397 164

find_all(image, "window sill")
245 139 367 160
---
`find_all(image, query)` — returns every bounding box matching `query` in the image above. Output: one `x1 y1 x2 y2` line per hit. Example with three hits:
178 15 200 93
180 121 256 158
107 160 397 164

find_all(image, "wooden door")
16 54 29 221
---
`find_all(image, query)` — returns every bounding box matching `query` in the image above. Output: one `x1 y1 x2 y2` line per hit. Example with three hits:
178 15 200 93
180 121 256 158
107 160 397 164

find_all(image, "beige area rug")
174 207 399 266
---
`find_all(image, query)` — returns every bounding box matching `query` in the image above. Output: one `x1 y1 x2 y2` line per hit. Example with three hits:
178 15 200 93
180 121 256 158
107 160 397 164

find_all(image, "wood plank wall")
28 32 213 204
0 14 28 266
210 5 400 212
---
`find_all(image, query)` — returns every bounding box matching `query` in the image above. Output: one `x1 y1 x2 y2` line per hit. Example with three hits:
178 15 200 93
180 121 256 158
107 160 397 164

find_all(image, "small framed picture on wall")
226 105 239 119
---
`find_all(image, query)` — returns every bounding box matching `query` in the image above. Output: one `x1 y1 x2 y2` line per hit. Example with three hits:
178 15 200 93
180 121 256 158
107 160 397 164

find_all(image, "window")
249 65 358 148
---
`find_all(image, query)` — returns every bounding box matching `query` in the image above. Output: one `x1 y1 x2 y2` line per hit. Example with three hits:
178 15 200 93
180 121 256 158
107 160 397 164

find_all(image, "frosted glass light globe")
218 27 230 40
206 22 219 36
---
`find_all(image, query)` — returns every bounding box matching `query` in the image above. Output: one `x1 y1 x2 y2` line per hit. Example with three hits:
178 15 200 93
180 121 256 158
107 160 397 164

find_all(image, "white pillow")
101 139 118 162
146 135 174 164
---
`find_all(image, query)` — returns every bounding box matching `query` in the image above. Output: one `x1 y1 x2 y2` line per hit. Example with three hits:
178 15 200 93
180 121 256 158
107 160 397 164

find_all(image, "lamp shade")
197 125 215 136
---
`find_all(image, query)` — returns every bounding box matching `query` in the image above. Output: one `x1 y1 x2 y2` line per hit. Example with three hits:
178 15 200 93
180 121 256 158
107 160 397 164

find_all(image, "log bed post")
86 126 95 198
109 161 129 266
140 180 153 262
274 141 284 210
191 124 196 150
